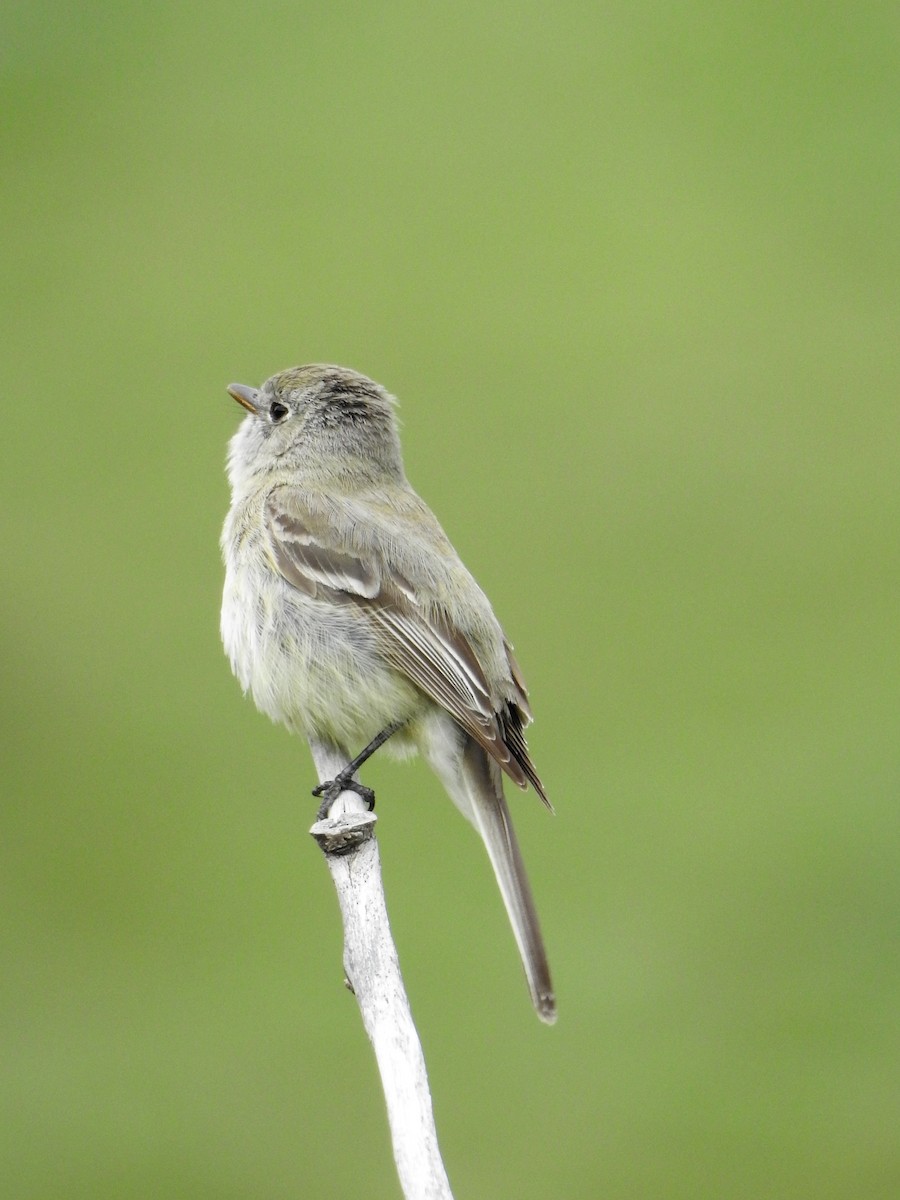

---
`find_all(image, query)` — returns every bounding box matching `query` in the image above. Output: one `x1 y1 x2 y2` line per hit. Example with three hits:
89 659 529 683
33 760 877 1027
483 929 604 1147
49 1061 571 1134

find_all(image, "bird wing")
264 486 549 804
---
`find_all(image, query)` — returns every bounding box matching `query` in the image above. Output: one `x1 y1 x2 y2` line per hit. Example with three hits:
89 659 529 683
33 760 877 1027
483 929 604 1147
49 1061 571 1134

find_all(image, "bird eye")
269 401 289 422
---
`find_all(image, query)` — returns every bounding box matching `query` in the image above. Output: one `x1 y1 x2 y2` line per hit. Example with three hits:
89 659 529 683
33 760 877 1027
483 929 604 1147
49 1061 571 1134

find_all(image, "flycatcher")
220 364 555 1022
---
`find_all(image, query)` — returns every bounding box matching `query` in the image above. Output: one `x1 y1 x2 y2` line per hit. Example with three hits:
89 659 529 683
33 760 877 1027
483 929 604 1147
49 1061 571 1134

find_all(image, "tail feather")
460 738 556 1023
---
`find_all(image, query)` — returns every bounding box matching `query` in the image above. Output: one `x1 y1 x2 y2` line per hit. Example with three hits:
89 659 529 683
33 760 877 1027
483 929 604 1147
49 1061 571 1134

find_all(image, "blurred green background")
3 3 899 1197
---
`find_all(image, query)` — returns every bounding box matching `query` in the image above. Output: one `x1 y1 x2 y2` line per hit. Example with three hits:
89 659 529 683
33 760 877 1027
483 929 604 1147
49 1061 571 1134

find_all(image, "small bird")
220 365 555 1022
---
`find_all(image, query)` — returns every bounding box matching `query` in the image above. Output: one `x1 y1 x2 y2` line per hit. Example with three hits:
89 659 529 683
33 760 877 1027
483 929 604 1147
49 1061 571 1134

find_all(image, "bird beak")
227 383 259 414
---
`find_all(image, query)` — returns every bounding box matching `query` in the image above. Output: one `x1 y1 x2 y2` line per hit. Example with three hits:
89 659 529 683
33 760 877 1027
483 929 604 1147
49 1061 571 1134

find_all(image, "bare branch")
310 785 454 1200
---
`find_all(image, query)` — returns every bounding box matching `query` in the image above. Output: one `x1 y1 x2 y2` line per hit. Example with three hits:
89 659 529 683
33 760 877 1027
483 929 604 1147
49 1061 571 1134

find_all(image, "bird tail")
452 737 556 1023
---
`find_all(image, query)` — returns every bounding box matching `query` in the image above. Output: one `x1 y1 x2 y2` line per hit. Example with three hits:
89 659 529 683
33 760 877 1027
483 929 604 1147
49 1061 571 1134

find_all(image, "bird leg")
313 720 406 819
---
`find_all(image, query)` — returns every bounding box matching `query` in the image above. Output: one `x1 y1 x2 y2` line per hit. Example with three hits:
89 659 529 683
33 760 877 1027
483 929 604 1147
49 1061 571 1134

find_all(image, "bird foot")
312 775 376 820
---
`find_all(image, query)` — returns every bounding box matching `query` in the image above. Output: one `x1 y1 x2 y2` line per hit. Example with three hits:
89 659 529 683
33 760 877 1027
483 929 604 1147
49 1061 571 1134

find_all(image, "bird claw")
312 776 376 820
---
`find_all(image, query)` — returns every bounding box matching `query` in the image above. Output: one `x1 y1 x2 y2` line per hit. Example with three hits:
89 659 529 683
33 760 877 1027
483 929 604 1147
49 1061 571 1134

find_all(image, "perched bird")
220 364 555 1022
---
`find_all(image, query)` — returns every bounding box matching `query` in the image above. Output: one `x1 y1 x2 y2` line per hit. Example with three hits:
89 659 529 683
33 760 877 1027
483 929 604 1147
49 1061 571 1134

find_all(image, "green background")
3 4 898 1197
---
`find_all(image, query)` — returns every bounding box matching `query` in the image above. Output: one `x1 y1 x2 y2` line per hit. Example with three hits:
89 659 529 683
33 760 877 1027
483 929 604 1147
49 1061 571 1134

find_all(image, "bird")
220 364 555 1022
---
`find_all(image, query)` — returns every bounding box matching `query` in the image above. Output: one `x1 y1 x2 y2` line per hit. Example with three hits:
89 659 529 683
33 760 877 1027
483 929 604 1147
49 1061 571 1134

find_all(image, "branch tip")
310 810 377 855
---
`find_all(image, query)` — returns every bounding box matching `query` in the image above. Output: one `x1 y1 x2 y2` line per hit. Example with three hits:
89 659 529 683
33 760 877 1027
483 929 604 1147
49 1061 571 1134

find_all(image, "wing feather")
264 489 547 801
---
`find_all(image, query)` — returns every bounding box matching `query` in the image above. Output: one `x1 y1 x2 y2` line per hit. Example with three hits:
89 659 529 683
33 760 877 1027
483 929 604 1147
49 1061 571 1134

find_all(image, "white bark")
309 757 454 1200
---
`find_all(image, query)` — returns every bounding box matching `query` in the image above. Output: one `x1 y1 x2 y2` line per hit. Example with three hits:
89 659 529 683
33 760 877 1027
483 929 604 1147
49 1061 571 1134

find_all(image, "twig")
310 784 454 1200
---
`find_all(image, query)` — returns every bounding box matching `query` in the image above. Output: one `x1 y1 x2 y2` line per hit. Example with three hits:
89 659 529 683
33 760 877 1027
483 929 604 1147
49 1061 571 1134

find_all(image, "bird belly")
221 559 421 748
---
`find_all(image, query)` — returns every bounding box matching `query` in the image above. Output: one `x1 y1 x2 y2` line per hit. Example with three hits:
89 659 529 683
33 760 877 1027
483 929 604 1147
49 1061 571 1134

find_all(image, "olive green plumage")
221 364 555 1022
